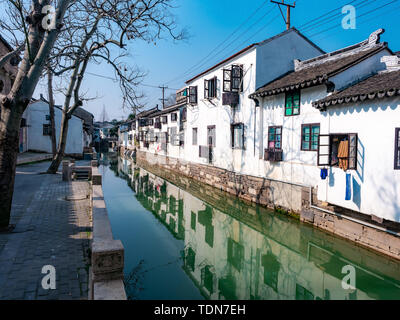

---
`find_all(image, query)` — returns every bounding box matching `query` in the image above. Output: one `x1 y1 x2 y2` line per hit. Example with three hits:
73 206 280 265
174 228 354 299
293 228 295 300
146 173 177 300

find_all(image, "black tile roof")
313 70 400 110
249 44 388 99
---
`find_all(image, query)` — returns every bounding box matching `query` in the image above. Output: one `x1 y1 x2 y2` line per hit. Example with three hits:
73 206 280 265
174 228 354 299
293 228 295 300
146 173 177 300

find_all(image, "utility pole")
271 0 296 30
159 85 168 109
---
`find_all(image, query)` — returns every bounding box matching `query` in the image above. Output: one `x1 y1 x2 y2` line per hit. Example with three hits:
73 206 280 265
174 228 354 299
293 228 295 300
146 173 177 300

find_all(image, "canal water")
99 154 400 300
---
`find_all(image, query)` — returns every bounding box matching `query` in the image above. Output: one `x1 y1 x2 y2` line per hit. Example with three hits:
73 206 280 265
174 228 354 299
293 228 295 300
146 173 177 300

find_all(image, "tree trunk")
0 102 24 228
47 112 70 174
47 68 57 156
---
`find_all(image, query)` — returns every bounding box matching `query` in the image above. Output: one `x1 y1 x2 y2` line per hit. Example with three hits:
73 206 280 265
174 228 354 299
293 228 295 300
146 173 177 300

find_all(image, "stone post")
62 160 70 181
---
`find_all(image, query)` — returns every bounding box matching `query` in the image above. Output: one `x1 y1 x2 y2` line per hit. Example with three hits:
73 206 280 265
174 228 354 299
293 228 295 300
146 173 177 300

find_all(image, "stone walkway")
0 161 92 300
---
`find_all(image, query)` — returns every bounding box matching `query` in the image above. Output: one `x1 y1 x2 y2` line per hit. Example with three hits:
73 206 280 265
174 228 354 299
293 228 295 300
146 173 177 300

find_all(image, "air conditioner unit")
264 149 283 162
222 92 239 106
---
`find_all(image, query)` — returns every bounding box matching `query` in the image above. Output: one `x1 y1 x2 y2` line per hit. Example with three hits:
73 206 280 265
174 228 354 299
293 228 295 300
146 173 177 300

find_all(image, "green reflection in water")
100 153 400 300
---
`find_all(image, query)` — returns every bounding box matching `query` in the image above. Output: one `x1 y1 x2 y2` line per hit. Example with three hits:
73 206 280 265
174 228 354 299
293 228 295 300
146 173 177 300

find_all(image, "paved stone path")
0 161 92 300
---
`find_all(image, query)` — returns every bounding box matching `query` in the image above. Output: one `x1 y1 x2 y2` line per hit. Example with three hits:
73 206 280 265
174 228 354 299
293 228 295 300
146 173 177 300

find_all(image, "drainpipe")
308 186 400 238
251 97 261 158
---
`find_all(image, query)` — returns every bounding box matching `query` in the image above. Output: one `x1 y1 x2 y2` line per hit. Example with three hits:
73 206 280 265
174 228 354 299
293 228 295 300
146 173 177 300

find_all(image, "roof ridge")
294 29 385 71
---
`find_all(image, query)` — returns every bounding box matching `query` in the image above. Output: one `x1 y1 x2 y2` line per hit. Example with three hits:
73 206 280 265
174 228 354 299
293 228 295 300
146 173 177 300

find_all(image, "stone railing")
62 160 127 299
89 161 126 300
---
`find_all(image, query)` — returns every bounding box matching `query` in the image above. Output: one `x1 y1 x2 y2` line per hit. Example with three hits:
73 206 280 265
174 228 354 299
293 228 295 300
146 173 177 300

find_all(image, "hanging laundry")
345 173 352 201
320 168 328 180
338 140 349 171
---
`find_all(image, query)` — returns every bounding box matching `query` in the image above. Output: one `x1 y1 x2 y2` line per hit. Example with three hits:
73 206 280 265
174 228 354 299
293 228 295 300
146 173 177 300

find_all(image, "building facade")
118 28 400 257
21 98 89 156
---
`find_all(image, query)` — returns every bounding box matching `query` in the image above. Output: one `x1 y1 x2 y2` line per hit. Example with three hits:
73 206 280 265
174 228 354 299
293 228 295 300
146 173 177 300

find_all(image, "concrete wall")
135 150 305 214
23 101 84 155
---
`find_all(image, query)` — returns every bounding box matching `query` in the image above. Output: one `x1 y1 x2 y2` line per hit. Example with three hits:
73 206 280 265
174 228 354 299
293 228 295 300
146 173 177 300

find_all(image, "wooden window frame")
267 126 282 151
171 113 177 122
43 124 52 136
189 86 198 104
231 65 243 92
161 116 168 124
223 65 243 93
285 90 301 117
395 128 400 170
223 69 231 92
301 123 320 151
204 77 217 99
317 133 358 170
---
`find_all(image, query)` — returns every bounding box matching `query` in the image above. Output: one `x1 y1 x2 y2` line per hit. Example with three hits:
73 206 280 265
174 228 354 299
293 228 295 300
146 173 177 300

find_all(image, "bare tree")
46 0 186 173
47 64 57 156
0 0 71 228
165 92 176 107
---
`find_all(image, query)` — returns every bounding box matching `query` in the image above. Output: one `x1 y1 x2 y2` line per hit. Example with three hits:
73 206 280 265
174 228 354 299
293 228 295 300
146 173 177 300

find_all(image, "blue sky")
35 0 400 121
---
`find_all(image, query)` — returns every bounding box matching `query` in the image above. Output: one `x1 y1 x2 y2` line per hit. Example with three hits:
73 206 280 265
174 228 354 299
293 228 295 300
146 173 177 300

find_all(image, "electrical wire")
86 71 179 90
165 1 273 85
299 0 375 33
313 3 400 42
308 0 399 38
297 0 360 29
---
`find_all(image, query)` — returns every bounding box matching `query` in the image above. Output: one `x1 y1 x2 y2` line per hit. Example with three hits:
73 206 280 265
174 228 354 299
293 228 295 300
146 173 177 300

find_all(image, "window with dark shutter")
223 69 231 92
231 65 243 92
204 77 217 99
189 86 198 104
43 124 52 136
395 128 400 170
285 90 300 116
223 65 243 92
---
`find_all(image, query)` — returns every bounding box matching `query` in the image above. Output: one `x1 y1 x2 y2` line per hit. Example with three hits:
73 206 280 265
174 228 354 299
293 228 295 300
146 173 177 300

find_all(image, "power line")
159 85 168 109
299 0 375 33
270 0 296 30
86 71 179 90
167 5 276 86
308 0 399 38
164 0 271 85
314 3 400 42
297 0 360 29
228 13 280 58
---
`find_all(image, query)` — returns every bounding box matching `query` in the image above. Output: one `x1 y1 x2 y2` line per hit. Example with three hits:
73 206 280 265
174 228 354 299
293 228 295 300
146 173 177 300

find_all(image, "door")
207 126 216 163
